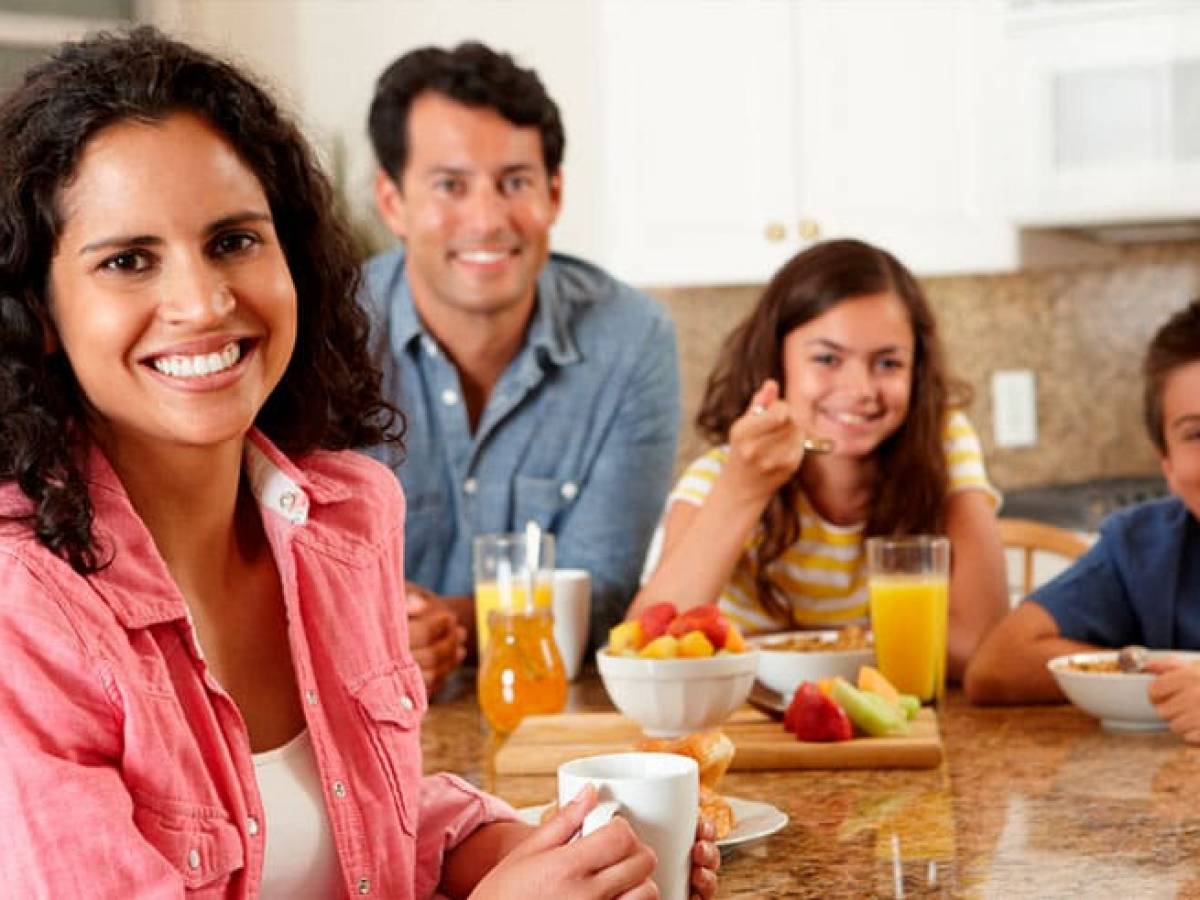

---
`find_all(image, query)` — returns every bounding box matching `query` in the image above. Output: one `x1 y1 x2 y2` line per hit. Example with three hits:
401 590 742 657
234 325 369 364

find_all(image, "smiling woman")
0 26 722 900
48 113 299 460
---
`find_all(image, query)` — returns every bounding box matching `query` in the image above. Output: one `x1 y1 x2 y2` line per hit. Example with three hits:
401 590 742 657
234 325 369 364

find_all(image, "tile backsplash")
649 242 1200 492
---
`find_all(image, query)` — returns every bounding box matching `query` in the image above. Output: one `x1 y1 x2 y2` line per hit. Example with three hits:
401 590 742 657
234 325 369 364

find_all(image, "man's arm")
963 600 1096 704
553 311 681 649
405 584 469 697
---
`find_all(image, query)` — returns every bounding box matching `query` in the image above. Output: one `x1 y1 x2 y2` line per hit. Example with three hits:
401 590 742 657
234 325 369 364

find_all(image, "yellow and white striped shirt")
667 411 999 633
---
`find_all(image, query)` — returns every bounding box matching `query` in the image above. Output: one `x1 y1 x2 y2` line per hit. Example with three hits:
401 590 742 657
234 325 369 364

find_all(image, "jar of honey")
477 606 567 734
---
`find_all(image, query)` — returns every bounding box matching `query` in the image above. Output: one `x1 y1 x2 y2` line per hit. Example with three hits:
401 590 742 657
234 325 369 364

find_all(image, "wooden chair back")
997 517 1090 598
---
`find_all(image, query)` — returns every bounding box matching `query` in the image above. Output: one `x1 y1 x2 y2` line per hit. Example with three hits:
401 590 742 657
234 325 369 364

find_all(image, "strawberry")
638 601 678 643
666 604 730 648
784 682 854 742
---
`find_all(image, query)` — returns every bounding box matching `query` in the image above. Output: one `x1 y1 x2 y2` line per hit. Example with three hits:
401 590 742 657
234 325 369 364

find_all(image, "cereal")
762 625 870 653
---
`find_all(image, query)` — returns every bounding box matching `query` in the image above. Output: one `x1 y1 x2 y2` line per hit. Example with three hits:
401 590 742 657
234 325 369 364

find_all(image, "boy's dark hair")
1143 298 1200 454
0 26 402 573
368 41 565 181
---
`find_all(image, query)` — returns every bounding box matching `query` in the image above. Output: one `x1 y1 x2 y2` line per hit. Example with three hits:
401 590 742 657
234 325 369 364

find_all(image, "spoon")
1117 645 1148 673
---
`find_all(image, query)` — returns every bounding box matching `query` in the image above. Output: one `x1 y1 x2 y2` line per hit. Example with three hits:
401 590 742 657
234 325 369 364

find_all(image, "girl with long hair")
631 239 1008 679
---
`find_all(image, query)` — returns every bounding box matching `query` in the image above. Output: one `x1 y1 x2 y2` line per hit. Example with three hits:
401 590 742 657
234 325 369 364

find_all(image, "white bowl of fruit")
598 603 758 737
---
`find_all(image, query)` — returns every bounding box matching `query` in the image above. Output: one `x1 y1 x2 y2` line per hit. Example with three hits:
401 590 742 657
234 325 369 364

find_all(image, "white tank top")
252 729 342 898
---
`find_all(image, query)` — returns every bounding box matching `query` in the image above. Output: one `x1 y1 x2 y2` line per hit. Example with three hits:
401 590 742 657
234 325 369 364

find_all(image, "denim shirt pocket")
513 475 576 532
350 661 429 836
131 792 244 895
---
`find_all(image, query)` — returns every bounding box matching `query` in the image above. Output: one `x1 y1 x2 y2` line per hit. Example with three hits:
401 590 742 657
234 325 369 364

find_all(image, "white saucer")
515 795 788 850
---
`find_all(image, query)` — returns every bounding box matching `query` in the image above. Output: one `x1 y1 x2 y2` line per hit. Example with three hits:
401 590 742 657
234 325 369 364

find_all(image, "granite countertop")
422 670 1200 898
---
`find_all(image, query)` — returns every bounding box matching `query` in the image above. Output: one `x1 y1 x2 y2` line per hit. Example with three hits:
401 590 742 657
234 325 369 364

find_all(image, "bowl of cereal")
1047 650 1200 731
749 626 875 702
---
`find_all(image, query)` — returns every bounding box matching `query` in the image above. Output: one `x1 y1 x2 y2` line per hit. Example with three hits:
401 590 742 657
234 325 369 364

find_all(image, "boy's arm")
963 600 1097 704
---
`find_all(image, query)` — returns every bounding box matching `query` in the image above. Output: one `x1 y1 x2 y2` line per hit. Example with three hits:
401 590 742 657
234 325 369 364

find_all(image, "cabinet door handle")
765 222 787 242
798 218 821 240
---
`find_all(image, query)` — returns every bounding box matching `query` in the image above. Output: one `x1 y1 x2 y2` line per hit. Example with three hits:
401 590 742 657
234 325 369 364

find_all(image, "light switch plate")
992 370 1037 448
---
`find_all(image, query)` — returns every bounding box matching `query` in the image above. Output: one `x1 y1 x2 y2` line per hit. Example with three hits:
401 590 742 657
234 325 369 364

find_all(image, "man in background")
362 42 680 696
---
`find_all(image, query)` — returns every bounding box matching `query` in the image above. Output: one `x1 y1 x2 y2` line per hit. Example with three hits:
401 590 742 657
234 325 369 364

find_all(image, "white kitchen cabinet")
1006 0 1200 227
597 1 800 286
154 0 1016 286
597 0 1016 286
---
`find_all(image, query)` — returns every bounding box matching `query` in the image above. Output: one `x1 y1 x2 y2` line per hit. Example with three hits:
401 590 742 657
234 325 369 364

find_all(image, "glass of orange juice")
865 536 950 704
472 531 555 656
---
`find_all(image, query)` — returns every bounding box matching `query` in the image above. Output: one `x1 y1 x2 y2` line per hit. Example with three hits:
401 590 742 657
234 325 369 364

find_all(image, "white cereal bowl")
596 648 759 737
749 631 875 702
1047 650 1200 731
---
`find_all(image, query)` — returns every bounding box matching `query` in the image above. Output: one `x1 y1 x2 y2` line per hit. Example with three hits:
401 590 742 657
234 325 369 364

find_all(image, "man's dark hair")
1143 298 1200 454
368 41 565 181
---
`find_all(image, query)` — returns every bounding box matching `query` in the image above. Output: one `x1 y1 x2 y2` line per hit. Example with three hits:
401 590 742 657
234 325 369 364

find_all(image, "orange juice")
868 575 948 703
474 575 553 654
477 608 567 733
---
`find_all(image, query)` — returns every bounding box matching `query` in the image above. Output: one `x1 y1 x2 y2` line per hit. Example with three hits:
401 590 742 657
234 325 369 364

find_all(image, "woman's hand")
689 817 721 900
724 379 809 502
1146 658 1200 744
469 785 657 900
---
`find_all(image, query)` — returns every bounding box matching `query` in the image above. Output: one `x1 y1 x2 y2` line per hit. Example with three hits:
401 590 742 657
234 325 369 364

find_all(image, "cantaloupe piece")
723 622 747 653
857 665 902 708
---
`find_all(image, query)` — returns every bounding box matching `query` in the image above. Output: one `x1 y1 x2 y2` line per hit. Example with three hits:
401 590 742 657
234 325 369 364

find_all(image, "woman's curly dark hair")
0 26 403 573
696 239 969 623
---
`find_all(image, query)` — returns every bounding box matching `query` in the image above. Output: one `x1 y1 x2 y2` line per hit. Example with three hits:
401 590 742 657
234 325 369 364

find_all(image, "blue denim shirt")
1031 497 1200 649
361 248 681 646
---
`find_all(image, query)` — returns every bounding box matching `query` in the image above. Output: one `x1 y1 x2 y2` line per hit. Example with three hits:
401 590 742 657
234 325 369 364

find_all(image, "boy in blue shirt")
966 299 1200 744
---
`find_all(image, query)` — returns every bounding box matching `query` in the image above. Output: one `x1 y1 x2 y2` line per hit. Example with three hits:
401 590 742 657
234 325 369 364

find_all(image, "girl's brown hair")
696 239 969 622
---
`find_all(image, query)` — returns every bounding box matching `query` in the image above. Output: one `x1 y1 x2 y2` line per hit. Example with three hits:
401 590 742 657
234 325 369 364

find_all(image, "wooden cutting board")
493 706 942 774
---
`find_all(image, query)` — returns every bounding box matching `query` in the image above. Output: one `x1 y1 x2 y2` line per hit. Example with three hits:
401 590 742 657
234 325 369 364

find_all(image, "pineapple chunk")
677 629 715 658
638 634 680 659
608 620 644 655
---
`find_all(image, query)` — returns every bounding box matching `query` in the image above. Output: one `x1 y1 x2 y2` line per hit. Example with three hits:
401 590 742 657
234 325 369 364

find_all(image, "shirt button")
463 478 478 495
441 389 459 406
357 877 371 895
280 490 299 510
333 780 347 799
400 695 414 711
560 481 579 501
247 816 260 836
305 689 318 706
187 848 201 870
422 337 439 357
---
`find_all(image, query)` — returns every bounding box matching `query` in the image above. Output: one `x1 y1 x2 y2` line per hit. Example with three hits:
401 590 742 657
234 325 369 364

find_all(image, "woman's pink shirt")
0 431 515 898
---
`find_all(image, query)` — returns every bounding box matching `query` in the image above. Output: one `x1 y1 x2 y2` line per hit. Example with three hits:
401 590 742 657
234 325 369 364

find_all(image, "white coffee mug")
552 568 591 680
558 752 698 900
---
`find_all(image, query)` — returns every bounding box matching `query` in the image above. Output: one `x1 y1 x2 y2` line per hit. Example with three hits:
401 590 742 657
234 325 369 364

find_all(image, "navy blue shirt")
361 248 681 647
1031 497 1200 649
